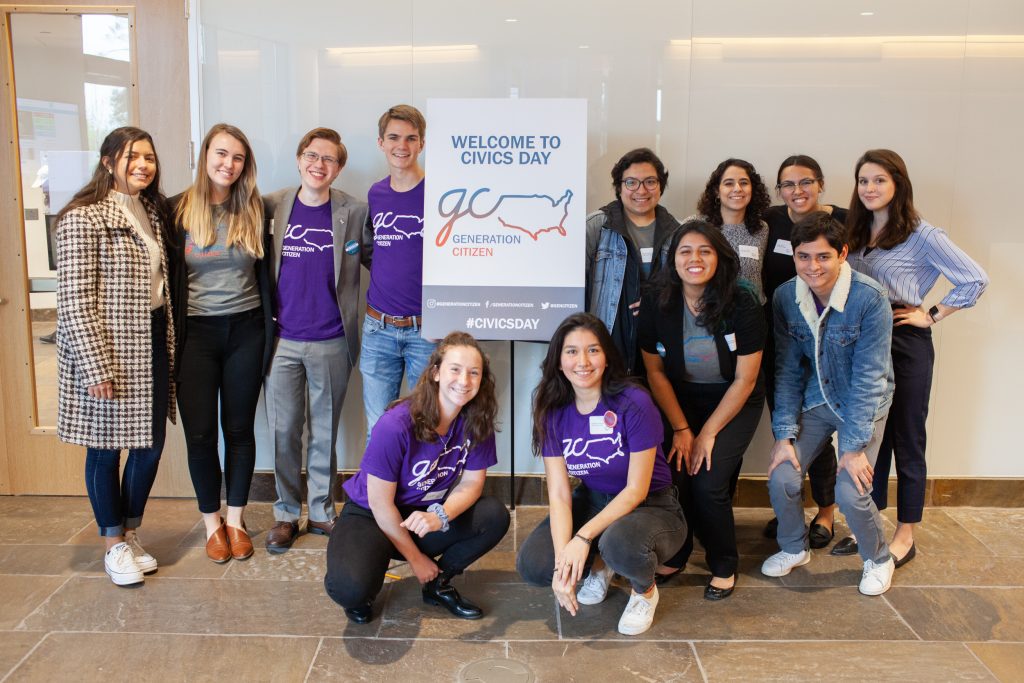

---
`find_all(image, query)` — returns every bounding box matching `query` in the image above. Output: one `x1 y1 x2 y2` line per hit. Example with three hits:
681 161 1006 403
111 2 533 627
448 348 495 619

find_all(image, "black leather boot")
344 602 373 624
422 574 483 620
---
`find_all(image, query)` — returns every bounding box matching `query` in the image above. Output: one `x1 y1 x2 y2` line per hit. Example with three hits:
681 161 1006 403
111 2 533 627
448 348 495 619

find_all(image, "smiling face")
779 164 822 218
718 165 752 216
297 137 343 195
619 161 662 223
379 118 424 173
857 162 896 212
433 344 483 416
205 132 246 200
674 230 718 292
559 328 607 396
106 139 157 196
795 235 848 302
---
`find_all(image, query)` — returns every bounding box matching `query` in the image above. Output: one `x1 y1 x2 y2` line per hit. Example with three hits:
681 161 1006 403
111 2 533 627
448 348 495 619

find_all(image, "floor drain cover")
459 658 535 683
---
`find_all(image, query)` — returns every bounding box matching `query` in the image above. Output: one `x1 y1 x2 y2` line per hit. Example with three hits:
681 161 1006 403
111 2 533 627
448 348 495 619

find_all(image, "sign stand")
509 340 515 510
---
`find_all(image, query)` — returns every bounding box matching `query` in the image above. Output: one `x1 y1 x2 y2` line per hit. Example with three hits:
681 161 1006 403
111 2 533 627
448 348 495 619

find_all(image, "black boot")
422 574 483 620
344 602 373 624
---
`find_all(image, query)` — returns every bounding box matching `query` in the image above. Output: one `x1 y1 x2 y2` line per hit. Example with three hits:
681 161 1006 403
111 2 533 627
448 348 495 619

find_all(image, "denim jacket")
585 201 679 371
771 262 894 454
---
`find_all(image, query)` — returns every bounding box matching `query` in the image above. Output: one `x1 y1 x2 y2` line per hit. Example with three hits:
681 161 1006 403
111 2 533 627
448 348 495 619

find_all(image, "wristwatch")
928 305 940 323
427 503 450 533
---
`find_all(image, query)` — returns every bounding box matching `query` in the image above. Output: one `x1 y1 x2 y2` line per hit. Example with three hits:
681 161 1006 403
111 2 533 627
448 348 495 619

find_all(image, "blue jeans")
85 309 168 537
359 313 436 431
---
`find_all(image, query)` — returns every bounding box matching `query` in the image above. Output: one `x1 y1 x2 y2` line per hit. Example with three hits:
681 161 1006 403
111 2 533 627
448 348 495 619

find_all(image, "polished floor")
0 497 1021 682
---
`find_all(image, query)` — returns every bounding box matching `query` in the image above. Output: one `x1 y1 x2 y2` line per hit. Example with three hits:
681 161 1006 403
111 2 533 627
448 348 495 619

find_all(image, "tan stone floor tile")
881 508 995 557
508 641 704 682
309 637 504 681
67 498 202 548
884 554 1024 588
376 579 558 640
0 575 67 629
224 548 326 581
945 509 1024 557
4 632 319 683
0 631 45 679
696 641 996 682
0 544 101 576
0 497 95 545
559 585 916 641
967 642 1024 683
19 576 346 636
79 544 234 580
465 550 524 583
885 587 1024 641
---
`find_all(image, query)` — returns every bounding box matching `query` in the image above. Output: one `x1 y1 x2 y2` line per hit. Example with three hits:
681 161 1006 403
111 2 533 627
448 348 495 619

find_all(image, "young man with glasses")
359 105 435 431
263 128 367 552
585 147 680 375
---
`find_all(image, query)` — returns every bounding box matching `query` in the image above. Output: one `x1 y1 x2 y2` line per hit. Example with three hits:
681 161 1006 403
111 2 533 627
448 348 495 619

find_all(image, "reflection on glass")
10 12 134 427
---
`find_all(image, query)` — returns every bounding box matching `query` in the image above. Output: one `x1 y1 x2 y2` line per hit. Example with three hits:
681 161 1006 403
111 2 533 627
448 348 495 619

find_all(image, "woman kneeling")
517 313 686 636
324 332 510 624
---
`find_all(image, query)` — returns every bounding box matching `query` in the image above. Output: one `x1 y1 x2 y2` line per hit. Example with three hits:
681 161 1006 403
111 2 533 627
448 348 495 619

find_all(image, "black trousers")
665 382 764 578
176 308 265 513
324 496 510 609
871 324 934 524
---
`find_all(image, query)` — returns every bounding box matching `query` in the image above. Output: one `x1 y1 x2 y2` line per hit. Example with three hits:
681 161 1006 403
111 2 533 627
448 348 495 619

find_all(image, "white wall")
193 0 1018 477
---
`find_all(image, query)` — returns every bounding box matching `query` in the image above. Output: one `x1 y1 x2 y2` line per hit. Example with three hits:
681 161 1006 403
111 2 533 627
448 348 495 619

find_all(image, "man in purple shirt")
263 128 368 552
360 105 436 431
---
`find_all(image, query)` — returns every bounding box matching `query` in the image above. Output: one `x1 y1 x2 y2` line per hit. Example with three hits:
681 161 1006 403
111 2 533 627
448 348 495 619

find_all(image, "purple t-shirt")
276 198 344 341
366 177 424 317
543 386 672 496
343 402 497 508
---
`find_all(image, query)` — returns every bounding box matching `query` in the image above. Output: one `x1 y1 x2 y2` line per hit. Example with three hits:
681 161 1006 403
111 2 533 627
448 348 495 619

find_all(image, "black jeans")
871 324 934 524
176 308 265 513
324 496 510 609
516 485 686 594
665 382 764 578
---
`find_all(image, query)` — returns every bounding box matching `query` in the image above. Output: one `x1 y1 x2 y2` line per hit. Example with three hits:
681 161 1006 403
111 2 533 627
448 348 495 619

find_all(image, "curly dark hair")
400 331 498 445
696 158 770 235
846 149 920 252
531 313 637 456
651 220 741 333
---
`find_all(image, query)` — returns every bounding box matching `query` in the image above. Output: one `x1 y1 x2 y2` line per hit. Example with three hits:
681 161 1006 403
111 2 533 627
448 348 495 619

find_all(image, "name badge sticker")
640 247 654 263
739 244 759 259
773 239 794 256
725 332 737 351
589 415 613 435
422 489 447 501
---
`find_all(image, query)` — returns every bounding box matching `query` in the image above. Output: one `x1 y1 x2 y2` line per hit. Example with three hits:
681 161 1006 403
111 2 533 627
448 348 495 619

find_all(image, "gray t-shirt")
625 216 656 279
683 304 725 384
184 207 260 316
721 221 768 304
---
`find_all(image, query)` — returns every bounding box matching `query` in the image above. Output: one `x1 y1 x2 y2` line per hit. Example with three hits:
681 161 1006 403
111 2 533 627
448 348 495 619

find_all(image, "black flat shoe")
893 542 916 569
831 536 859 556
704 578 735 601
763 517 779 539
344 603 373 624
655 567 683 585
422 577 483 620
808 517 835 550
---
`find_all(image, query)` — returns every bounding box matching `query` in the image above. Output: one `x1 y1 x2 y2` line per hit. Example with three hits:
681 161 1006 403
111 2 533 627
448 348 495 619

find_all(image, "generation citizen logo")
372 211 423 250
407 439 471 491
282 223 334 258
561 432 626 474
435 188 573 257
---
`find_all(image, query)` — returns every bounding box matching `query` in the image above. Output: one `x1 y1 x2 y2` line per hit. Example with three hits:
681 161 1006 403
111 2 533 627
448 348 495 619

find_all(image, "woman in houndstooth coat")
56 126 176 587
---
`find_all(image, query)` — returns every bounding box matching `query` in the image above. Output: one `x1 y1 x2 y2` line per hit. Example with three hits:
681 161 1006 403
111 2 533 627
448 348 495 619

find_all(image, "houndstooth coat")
56 192 177 449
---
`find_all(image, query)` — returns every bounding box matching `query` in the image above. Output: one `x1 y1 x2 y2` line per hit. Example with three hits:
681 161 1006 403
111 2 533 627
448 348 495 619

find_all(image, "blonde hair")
175 123 264 257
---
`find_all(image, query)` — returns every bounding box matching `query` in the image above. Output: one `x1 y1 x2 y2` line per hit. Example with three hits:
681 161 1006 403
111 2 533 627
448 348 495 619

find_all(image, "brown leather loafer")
225 524 254 561
307 518 336 536
205 520 231 564
266 521 299 554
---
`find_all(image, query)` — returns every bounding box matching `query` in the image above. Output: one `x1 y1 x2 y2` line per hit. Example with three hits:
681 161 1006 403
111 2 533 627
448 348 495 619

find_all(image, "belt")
367 305 421 329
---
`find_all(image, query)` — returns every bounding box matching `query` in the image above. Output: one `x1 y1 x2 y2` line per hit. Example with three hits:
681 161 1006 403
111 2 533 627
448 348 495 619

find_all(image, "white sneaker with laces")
105 542 144 586
617 586 659 636
761 549 810 577
124 530 158 574
859 556 895 596
577 563 614 605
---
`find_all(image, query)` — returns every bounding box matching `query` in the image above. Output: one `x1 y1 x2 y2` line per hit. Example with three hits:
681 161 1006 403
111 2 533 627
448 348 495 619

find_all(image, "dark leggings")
666 382 764 578
871 324 934 524
176 308 265 513
324 496 510 609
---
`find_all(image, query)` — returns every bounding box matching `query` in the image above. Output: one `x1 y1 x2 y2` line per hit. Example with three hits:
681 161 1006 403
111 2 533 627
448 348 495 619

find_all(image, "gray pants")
264 336 351 523
768 405 890 564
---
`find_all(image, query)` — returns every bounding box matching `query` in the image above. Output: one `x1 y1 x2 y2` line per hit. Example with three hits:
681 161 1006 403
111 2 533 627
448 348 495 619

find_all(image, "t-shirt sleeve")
541 410 565 458
734 288 766 355
622 389 663 453
465 433 498 470
359 410 410 483
638 293 659 354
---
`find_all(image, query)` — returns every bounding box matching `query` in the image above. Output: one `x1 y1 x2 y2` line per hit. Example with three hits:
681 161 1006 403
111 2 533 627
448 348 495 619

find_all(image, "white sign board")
422 98 586 340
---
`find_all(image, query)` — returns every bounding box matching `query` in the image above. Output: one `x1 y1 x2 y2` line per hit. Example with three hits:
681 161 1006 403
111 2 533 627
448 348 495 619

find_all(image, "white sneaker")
577 564 614 605
125 530 158 574
761 549 811 577
617 586 659 636
859 556 895 596
104 542 144 586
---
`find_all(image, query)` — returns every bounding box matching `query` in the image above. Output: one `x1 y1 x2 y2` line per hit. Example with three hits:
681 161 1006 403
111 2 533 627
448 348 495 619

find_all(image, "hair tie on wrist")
574 534 592 546
674 426 691 433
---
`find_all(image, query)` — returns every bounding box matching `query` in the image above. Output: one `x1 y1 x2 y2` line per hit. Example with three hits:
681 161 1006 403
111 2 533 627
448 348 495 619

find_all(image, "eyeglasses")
300 151 340 167
777 178 819 192
622 177 660 191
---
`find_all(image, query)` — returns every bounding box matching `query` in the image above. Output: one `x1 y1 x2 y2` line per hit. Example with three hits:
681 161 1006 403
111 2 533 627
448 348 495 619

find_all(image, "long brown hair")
402 332 498 444
57 126 163 221
846 149 920 252
175 123 264 257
